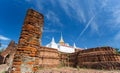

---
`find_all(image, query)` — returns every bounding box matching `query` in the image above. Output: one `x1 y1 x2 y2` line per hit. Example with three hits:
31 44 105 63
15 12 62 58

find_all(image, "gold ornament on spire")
59 33 64 45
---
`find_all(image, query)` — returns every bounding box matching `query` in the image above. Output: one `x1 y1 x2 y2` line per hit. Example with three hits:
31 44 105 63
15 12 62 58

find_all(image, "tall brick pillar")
11 9 44 73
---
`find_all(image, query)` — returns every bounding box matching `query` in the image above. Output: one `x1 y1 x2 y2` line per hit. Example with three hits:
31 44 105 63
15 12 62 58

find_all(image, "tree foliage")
115 48 120 54
0 48 4 54
0 41 1 47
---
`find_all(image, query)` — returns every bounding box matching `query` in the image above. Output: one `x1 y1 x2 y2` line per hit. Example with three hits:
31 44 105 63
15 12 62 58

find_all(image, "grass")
2 71 5 73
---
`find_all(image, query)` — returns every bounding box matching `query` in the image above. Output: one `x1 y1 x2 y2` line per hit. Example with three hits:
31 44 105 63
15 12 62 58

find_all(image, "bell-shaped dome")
46 37 58 49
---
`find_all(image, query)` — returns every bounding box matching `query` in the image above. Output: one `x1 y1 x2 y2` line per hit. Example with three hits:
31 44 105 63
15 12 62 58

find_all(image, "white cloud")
79 14 96 36
77 9 86 23
114 32 120 41
58 0 86 23
101 0 120 30
44 36 51 40
1 44 7 48
57 0 108 37
0 44 8 49
43 29 60 33
101 0 108 8
75 14 96 42
0 35 10 41
46 11 63 27
57 0 70 17
112 7 120 28
43 27 60 33
107 31 120 48
34 0 44 11
90 22 99 34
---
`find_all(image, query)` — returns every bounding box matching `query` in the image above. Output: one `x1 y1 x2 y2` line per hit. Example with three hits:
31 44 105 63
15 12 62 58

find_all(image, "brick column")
11 9 44 73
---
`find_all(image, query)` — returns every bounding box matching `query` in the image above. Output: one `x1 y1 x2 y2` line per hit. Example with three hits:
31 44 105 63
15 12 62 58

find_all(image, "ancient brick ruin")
0 9 120 73
0 40 16 65
77 47 120 69
11 9 44 73
60 47 120 70
36 46 60 68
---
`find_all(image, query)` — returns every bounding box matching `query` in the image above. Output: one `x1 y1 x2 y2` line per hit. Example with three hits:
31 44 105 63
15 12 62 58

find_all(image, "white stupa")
45 34 77 53
46 37 58 49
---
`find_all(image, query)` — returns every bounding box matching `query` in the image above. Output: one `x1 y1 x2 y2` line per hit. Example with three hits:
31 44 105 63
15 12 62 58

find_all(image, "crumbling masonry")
11 9 44 73
0 9 120 73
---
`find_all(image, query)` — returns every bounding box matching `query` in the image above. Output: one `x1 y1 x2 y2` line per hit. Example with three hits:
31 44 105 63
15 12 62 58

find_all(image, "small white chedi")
46 34 77 53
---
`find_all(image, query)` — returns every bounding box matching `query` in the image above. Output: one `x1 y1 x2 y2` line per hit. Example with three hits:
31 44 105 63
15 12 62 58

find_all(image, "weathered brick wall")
0 55 3 64
11 9 44 73
59 52 76 67
0 41 16 65
68 53 76 67
77 47 120 69
37 46 60 68
59 47 120 70
59 52 68 67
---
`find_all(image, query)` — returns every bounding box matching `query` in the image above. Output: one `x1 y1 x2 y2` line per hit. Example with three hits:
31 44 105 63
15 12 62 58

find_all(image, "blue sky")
0 0 120 49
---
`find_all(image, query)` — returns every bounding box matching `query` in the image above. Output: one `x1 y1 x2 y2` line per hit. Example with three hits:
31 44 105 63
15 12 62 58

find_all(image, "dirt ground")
0 64 120 73
38 67 120 73
0 64 8 73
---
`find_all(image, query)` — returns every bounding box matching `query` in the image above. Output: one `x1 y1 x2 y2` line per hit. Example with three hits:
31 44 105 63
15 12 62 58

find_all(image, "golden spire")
59 33 64 45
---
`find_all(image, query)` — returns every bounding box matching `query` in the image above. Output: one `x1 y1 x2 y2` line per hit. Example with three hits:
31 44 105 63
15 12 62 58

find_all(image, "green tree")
0 48 4 54
115 48 120 54
0 40 1 47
